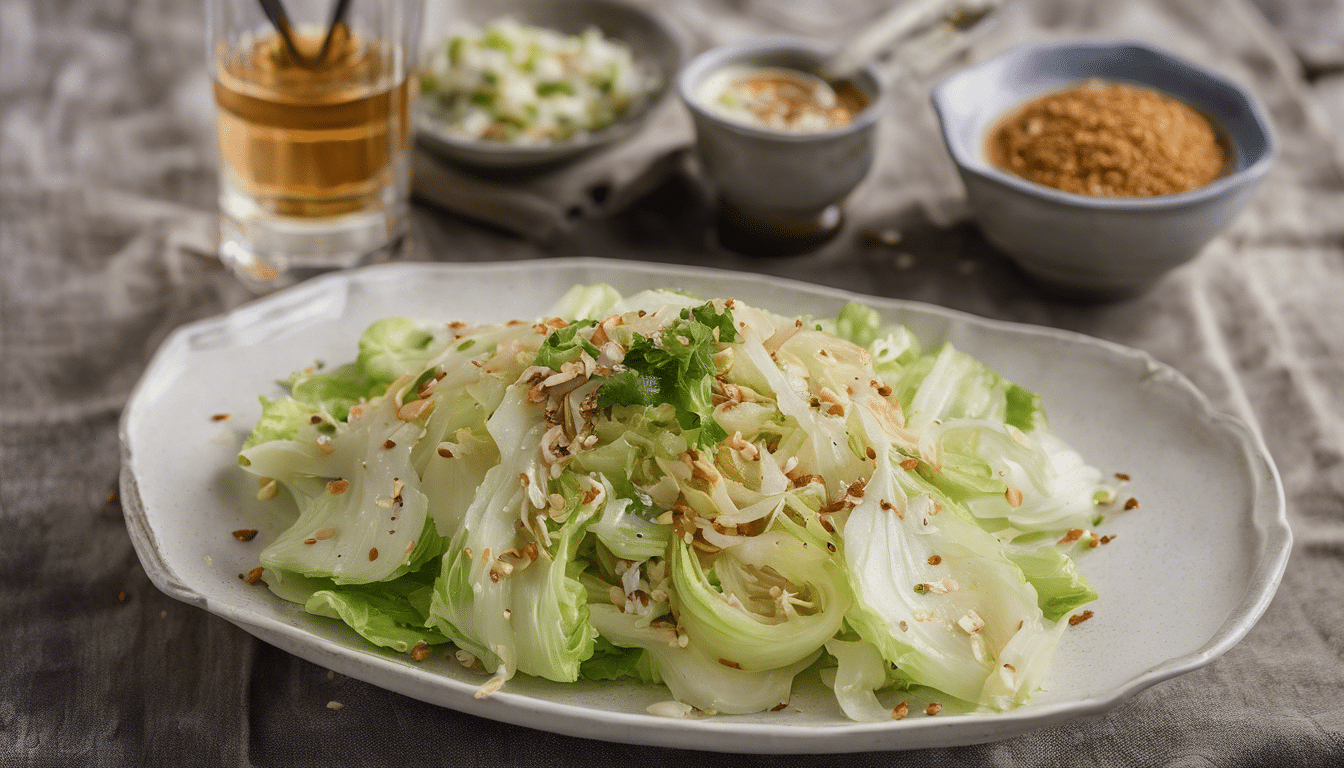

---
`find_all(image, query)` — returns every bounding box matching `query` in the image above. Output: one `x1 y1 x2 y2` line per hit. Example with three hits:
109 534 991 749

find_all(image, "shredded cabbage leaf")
236 287 1120 719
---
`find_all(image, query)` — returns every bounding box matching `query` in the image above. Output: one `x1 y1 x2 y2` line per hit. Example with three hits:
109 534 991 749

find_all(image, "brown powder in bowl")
987 80 1229 197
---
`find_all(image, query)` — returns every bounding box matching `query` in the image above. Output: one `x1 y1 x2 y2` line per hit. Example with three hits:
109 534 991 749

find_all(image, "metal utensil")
824 0 999 80
256 0 312 67
316 0 354 65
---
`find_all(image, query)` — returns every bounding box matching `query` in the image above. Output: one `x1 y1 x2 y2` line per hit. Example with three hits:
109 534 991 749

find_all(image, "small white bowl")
416 0 682 171
932 40 1277 297
677 38 883 248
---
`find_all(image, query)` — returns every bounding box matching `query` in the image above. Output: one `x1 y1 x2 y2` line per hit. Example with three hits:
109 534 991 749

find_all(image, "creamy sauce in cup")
696 65 867 133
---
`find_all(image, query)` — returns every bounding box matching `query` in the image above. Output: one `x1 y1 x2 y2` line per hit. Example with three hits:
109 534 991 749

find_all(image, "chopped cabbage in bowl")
419 18 656 145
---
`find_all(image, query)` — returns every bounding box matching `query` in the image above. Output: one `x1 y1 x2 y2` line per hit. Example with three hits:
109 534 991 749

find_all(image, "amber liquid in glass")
214 27 412 218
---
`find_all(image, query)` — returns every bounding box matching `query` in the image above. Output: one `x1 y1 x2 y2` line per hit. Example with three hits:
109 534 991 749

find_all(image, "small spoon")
824 0 999 80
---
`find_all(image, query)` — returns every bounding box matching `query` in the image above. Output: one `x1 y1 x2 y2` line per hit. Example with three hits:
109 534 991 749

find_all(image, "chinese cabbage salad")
237 286 1119 719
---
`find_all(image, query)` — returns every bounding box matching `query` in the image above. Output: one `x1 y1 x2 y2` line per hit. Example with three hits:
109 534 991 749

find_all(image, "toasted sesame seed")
396 398 433 421
1005 487 1023 508
892 702 909 720
1058 528 1085 544
1115 472 1130 481
314 527 336 541
899 620 908 631
1068 610 1095 626
900 458 919 470
326 701 343 710
368 547 379 561
316 435 335 455
244 567 264 584
211 413 231 422
718 658 742 670
928 555 942 565
303 538 317 545
926 703 942 716
256 478 279 501
866 446 877 460
1124 497 1140 510
327 479 349 495
232 529 259 542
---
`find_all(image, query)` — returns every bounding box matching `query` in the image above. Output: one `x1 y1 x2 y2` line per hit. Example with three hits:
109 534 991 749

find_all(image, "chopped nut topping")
892 702 909 720
1068 610 1095 626
368 547 379 561
383 439 396 449
437 444 454 458
244 567 264 584
327 479 349 495
316 435 334 455
1124 497 1140 510
1100 534 1117 545
1115 472 1131 481
927 554 941 565
718 658 742 670
957 610 986 634
899 458 919 471
232 529 259 542
925 703 943 716
1005 487 1023 508
866 446 877 460
410 641 431 661
1058 528 1085 544
211 413 231 422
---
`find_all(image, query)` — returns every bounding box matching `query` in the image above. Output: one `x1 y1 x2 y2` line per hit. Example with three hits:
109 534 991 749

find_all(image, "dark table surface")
3 0 1343 765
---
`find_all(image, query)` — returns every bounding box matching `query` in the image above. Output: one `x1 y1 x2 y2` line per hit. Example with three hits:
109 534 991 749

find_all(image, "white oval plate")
120 259 1290 753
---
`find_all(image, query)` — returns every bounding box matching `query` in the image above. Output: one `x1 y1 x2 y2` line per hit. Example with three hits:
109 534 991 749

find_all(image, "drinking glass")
208 0 422 290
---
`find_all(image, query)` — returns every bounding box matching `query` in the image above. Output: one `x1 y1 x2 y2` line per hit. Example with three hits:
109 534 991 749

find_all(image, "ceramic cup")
677 38 882 253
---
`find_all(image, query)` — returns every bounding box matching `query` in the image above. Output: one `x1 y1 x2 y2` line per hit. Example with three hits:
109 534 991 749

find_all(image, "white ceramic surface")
931 41 1277 297
120 259 1290 753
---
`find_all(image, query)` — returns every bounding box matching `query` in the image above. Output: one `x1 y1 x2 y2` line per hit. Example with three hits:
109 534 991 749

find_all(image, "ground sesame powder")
988 80 1228 197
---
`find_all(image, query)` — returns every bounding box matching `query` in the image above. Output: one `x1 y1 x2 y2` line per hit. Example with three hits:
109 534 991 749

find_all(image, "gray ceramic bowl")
415 0 682 170
678 38 883 243
931 40 1276 297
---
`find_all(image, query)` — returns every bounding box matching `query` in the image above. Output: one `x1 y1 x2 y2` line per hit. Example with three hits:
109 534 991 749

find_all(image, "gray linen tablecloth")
3 0 1342 765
